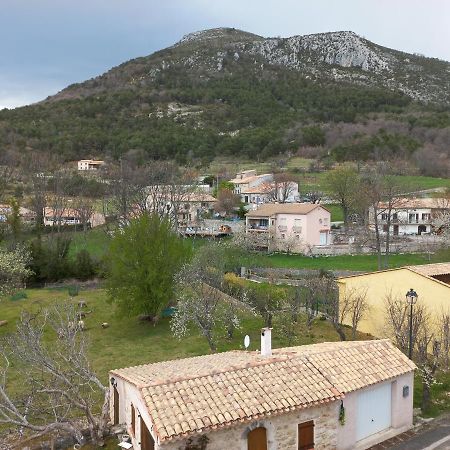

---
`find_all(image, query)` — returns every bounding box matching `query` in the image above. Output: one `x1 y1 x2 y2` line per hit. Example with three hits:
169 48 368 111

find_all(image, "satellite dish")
244 335 250 350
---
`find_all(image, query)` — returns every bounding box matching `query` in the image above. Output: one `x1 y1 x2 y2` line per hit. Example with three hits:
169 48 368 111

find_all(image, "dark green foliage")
29 236 73 283
67 285 79 297
106 214 190 320
301 126 326 147
331 130 420 161
10 291 27 301
74 249 97 280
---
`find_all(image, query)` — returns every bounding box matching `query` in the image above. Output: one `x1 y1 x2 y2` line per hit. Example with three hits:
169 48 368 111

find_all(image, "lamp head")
405 288 418 304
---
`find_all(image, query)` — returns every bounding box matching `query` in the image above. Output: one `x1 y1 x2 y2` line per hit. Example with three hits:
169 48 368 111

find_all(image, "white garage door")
356 383 392 441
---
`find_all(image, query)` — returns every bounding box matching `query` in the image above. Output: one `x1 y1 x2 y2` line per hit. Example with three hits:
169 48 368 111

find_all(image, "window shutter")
298 420 314 450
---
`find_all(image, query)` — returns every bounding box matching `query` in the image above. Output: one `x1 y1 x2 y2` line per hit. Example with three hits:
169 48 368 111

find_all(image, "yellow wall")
338 269 450 338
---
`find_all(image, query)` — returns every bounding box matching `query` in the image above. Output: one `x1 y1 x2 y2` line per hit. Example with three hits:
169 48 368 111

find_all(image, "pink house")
245 203 331 253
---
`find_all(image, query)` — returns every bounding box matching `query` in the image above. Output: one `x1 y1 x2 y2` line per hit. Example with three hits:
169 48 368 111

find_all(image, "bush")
10 291 27 301
75 249 97 280
68 285 79 297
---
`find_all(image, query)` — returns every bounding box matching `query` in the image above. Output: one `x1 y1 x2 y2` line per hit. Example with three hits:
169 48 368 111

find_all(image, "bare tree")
438 309 450 371
0 150 17 202
340 287 370 339
415 315 441 412
268 173 298 203
383 291 428 357
171 243 239 352
0 305 109 446
214 188 240 217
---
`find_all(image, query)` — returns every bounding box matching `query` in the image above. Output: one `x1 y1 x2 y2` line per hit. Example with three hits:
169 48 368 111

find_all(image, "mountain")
0 28 449 174
54 27 450 104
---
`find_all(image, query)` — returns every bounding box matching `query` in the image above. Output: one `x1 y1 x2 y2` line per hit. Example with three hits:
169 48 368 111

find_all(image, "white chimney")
261 327 272 357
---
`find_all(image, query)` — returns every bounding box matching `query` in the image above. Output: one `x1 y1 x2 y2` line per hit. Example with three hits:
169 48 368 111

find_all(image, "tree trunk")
421 381 431 412
333 321 347 341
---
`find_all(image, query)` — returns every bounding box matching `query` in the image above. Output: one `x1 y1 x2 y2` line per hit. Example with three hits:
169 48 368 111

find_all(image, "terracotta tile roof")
110 340 414 443
407 262 450 277
377 197 448 209
246 203 328 217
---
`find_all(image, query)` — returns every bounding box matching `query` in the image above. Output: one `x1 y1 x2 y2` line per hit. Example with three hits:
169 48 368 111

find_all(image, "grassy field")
0 287 363 386
68 227 111 260
254 252 441 272
323 204 344 222
2 286 449 421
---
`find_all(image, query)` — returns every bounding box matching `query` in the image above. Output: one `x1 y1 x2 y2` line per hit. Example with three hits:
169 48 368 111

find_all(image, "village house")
146 189 217 228
239 181 300 207
109 333 415 450
229 170 274 195
338 262 450 340
0 204 36 224
245 203 331 253
368 197 450 236
77 159 105 171
43 207 105 228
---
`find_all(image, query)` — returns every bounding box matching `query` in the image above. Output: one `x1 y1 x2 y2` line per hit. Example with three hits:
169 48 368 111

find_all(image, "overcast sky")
2 0 449 110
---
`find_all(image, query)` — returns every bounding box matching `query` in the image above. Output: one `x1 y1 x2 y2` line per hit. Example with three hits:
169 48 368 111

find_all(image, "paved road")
390 426 450 450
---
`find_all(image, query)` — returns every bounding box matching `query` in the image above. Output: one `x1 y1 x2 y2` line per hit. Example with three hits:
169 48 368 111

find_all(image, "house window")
422 213 431 221
381 213 388 221
393 213 398 220
247 427 267 450
298 421 314 450
281 234 285 239
383 224 389 232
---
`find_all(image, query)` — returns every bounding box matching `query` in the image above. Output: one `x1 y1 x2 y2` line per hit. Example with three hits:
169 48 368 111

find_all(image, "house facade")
245 203 331 253
146 189 217 228
240 181 300 207
43 207 105 228
368 197 449 236
338 263 450 340
109 335 415 450
77 159 105 171
229 170 274 195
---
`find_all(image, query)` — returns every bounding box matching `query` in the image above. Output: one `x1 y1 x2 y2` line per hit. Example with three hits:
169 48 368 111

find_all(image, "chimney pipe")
261 327 272 357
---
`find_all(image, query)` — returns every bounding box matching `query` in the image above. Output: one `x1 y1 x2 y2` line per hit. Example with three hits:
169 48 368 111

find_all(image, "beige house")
338 262 450 339
245 204 331 253
43 207 105 228
109 334 415 450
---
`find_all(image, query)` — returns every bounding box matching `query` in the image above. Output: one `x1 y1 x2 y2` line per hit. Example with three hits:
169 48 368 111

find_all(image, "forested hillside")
0 28 449 175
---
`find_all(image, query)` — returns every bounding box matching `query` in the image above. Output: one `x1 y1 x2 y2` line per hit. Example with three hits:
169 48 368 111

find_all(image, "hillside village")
0 16 450 450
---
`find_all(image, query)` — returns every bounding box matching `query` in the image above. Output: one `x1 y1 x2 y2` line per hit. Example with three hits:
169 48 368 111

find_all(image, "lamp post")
405 288 418 360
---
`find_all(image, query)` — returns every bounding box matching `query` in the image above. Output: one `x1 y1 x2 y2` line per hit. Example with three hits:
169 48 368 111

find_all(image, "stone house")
109 333 415 450
245 203 331 253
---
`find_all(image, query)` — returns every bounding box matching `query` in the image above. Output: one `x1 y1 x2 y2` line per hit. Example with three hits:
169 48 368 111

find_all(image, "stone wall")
160 402 339 450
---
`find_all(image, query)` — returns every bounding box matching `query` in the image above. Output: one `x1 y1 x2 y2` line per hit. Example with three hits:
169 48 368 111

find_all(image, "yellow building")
338 262 450 338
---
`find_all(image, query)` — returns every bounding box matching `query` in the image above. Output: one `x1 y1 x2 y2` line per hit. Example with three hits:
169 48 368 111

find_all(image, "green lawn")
414 370 450 417
2 286 448 424
323 204 344 222
67 227 111 260
254 252 443 272
0 287 366 387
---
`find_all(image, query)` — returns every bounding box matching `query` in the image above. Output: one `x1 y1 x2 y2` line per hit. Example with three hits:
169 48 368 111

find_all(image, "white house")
109 334 415 450
369 197 450 236
245 203 331 253
77 159 105 171
240 181 300 207
229 170 273 195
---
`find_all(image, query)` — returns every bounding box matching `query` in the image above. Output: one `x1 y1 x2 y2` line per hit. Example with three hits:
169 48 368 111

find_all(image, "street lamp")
405 288 418 360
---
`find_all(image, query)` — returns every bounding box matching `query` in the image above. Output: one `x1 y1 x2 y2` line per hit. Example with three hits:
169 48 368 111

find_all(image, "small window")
281 234 285 239
298 421 314 450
